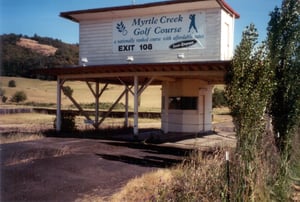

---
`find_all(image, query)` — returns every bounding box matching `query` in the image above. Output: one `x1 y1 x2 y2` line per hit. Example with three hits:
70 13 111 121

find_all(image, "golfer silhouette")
188 14 198 33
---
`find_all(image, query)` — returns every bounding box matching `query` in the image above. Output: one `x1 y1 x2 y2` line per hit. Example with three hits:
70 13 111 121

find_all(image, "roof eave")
217 0 240 19
60 0 239 23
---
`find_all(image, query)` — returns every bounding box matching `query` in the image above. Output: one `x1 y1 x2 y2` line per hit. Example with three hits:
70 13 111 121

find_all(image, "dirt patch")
1 137 191 202
17 38 57 56
0 112 235 201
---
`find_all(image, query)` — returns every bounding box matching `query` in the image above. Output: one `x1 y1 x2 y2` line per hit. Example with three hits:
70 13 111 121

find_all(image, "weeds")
0 132 44 144
5 145 70 166
158 148 230 202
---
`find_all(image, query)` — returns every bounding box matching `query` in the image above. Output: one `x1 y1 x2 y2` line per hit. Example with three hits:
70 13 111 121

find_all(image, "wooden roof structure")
37 0 238 134
36 61 230 85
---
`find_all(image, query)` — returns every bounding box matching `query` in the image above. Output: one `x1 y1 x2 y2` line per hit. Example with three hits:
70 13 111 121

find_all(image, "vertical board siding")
79 8 228 65
220 10 234 60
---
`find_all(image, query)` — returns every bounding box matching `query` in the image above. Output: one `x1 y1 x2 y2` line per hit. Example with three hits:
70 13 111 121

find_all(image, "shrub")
8 80 16 87
62 86 73 97
54 113 77 132
10 91 27 103
212 88 227 108
79 102 125 110
2 96 8 103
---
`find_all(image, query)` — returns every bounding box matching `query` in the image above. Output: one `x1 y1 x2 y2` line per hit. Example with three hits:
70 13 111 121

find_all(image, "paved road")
1 137 191 202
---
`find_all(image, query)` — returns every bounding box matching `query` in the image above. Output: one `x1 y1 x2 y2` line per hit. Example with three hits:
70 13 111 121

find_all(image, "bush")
79 102 125 110
212 88 227 108
8 80 16 87
2 96 8 103
54 113 77 132
62 86 73 97
10 91 27 103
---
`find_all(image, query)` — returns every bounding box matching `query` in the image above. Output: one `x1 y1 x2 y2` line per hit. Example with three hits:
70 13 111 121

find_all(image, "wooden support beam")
118 77 134 95
59 70 226 80
56 78 62 132
119 77 155 96
138 77 155 96
96 86 132 128
86 81 96 97
119 76 155 136
95 82 100 129
124 88 129 128
86 82 109 98
61 85 92 123
155 76 176 82
133 75 139 136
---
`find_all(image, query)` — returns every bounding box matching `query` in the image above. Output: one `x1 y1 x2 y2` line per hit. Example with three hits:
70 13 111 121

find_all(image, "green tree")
225 24 273 200
1 33 79 78
268 0 300 156
212 88 227 108
267 0 300 200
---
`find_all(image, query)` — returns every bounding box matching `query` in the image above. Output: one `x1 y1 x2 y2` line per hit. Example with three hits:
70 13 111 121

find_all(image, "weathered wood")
62 85 92 122
96 87 133 128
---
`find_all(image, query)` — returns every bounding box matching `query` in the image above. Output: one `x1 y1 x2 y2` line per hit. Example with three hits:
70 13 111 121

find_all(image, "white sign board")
112 11 206 53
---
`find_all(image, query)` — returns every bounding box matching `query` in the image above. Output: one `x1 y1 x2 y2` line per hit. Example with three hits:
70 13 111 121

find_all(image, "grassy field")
0 76 162 111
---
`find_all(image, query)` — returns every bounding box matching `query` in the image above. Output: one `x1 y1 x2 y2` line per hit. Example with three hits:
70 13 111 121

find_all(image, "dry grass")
1 77 161 110
213 107 232 124
74 149 230 202
0 113 55 134
75 169 173 202
17 38 57 56
4 145 70 166
0 133 44 144
0 113 55 125
110 169 173 202
1 77 58 104
0 113 54 144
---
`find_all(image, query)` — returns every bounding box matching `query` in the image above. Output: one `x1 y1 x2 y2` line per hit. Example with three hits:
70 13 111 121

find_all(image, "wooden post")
162 81 169 134
95 82 100 129
226 151 230 201
133 75 139 136
96 87 130 128
124 87 129 128
56 78 62 132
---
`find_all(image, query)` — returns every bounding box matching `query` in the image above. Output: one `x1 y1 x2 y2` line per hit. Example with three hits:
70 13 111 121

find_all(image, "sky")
1 0 283 46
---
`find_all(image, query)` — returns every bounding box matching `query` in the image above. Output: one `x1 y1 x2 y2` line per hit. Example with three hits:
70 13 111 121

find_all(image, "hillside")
1 34 79 78
0 77 162 111
17 38 57 56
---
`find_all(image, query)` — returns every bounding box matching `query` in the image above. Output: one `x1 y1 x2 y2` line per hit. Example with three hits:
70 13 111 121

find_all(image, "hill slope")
0 77 162 110
17 38 57 56
1 33 79 78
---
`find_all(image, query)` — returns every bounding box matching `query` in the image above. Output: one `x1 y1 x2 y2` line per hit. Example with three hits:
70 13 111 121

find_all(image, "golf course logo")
188 14 198 33
116 21 128 36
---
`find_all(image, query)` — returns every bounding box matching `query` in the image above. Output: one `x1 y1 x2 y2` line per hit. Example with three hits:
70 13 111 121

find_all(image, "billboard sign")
112 11 206 52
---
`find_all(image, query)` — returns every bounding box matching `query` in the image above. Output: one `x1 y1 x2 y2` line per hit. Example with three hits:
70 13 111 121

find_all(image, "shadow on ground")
43 127 216 144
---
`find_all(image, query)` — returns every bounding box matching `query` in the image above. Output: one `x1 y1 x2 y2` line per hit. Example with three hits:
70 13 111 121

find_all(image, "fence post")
226 151 230 201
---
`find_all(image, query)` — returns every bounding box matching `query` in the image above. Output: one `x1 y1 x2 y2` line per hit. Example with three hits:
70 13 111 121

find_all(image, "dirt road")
1 137 191 202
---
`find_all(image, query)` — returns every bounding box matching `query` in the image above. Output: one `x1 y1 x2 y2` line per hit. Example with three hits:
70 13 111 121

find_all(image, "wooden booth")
40 0 239 135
